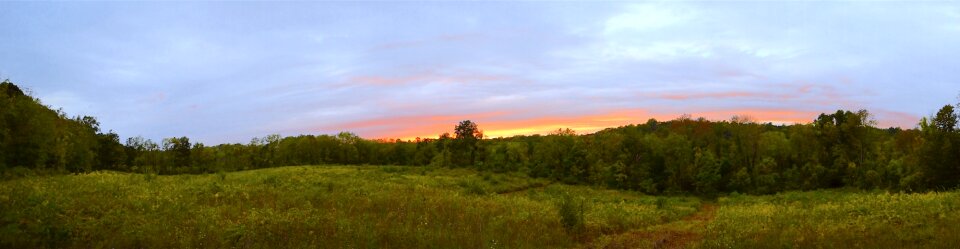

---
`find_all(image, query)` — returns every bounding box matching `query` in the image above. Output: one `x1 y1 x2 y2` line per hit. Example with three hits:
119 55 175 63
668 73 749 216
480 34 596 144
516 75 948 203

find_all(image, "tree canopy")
2 79 959 194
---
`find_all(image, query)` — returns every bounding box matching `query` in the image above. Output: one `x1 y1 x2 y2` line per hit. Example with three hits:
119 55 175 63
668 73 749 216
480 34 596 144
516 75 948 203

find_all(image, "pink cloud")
873 110 921 129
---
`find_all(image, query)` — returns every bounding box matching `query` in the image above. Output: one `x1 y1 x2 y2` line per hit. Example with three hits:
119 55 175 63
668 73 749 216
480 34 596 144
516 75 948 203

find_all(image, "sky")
2 1 959 144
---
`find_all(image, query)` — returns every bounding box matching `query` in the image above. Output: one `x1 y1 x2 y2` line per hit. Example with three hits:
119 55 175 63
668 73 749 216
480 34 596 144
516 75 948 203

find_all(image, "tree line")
2 80 959 194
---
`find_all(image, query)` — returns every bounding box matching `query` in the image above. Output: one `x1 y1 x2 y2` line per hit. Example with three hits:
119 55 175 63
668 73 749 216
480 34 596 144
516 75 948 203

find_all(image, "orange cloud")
475 109 657 138
297 79 888 142
351 108 834 141
321 109 654 141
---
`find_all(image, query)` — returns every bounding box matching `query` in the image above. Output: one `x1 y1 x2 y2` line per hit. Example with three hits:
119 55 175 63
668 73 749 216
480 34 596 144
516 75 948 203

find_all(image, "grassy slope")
0 166 699 248
2 166 958 248
700 190 960 248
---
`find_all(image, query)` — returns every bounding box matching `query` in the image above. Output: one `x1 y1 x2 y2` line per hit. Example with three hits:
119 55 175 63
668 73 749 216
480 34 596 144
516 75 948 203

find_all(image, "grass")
1 166 958 248
700 190 960 248
0 165 698 248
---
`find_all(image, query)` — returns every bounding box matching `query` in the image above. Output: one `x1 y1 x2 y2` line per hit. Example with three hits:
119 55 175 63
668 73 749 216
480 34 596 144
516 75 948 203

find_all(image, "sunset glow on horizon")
1 2 956 144
345 107 918 141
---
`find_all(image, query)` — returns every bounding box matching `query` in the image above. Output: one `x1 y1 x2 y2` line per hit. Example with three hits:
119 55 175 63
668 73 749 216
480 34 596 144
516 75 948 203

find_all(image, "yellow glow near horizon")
372 108 918 142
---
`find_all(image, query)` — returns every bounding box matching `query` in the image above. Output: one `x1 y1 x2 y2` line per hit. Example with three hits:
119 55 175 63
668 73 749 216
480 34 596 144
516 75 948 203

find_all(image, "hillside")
2 165 958 248
1 80 124 173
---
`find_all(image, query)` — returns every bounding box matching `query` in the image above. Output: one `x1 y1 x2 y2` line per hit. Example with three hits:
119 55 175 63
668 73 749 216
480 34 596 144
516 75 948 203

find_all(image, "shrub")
1 167 36 179
655 197 666 209
217 170 227 181
144 172 157 182
459 179 488 195
556 194 586 234
262 175 280 187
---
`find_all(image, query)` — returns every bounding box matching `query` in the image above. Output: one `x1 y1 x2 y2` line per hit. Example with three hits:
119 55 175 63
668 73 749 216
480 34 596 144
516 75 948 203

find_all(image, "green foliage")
143 171 157 182
216 170 227 181
459 179 488 195
556 194 586 234
452 120 483 167
4 79 960 195
933 105 958 132
694 149 722 196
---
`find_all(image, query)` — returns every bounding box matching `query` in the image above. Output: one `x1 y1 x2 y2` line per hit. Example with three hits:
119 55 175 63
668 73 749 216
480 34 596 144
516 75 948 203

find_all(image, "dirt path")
681 203 717 223
589 202 718 249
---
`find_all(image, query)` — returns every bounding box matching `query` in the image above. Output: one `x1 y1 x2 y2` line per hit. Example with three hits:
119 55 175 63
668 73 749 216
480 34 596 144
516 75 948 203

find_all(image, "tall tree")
95 131 126 170
162 137 191 173
452 120 483 166
933 105 958 132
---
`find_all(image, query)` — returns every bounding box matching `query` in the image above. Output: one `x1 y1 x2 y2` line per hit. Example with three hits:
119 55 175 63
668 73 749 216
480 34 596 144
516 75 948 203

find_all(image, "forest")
3 79 959 195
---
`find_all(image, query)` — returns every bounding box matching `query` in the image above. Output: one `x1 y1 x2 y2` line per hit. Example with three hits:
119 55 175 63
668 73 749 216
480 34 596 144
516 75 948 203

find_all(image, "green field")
2 166 958 248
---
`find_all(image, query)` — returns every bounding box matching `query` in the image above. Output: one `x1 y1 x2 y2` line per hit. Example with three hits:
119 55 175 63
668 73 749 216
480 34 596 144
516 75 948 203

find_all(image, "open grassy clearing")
0 165 699 248
699 190 960 248
2 165 959 248
592 190 960 249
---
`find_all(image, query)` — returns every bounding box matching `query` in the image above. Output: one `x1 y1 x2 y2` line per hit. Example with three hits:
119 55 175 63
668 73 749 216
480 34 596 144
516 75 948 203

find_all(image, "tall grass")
8 166 951 248
0 165 697 248
701 190 960 248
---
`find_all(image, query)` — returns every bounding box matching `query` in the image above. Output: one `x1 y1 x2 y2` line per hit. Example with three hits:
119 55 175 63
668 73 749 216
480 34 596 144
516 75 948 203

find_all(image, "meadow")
701 190 960 248
1 165 958 248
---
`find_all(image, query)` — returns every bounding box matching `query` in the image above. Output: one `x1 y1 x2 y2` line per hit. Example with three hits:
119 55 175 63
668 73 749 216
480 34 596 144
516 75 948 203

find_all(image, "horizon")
2 2 958 145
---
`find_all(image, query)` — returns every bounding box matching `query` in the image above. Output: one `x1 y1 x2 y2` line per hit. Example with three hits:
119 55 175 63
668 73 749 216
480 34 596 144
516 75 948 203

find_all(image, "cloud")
604 3 696 33
649 91 781 101
320 107 838 141
2 2 954 144
312 111 513 139
335 70 512 88
371 32 486 51
686 108 821 125
872 110 922 129
319 111 510 131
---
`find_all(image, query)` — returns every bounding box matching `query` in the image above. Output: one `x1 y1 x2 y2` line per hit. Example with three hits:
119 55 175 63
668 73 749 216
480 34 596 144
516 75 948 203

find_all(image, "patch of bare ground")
682 203 716 222
585 203 717 249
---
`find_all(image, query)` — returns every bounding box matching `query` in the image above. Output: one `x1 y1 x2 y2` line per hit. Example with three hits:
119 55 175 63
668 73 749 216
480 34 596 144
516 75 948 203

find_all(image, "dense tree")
162 137 191 173
1 80 100 172
95 131 126 171
4 79 960 195
693 149 722 195
452 120 483 166
933 105 958 132
916 105 960 189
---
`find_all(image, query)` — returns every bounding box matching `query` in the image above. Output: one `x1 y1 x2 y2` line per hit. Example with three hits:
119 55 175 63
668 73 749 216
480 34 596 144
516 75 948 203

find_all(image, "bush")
655 197 666 209
380 166 406 173
459 179 488 195
1 167 36 179
556 194 586 234
144 172 157 182
217 170 227 181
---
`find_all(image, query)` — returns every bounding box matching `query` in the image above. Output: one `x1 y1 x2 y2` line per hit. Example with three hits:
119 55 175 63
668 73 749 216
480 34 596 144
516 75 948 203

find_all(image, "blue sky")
2 1 958 144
